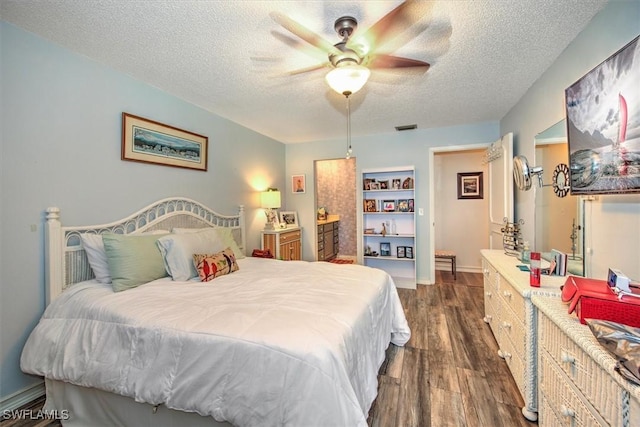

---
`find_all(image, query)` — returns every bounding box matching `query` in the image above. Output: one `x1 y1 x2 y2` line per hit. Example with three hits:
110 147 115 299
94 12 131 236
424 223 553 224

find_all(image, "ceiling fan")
270 0 433 96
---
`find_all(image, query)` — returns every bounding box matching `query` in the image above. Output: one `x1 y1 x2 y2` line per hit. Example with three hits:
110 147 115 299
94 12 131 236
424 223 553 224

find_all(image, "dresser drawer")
498 279 525 323
317 224 325 234
499 331 526 398
539 313 626 426
280 230 301 243
499 307 526 360
539 350 608 426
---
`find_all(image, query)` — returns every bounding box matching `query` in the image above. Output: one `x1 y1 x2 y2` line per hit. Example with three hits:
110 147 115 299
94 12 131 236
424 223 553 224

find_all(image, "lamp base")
264 222 276 231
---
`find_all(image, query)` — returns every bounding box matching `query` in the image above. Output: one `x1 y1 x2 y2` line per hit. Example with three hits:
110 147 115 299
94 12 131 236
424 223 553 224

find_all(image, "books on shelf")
551 249 567 276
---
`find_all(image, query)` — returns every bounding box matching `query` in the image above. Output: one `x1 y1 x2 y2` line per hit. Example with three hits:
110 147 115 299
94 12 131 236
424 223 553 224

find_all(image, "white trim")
0 381 45 412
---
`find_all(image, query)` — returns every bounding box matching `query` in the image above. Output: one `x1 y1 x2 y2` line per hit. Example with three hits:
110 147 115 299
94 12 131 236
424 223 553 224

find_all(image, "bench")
435 250 457 280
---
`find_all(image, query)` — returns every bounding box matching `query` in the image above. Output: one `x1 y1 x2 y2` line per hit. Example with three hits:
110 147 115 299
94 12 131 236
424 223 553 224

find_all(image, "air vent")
395 124 417 131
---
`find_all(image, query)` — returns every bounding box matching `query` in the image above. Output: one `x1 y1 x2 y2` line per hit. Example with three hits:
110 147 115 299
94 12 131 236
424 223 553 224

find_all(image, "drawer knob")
502 291 512 298
503 351 512 359
485 291 492 297
561 351 575 364
560 405 575 418
483 315 492 323
501 321 511 329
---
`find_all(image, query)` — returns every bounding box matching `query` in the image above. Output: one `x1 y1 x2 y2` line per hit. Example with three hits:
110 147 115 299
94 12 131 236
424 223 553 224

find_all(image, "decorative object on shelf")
364 228 375 234
397 200 409 212
382 200 396 212
278 211 299 228
402 177 414 189
378 180 389 189
363 178 375 190
408 199 414 212
363 199 377 212
501 217 524 256
380 242 391 256
381 222 387 237
317 207 327 221
405 246 414 259
390 219 397 235
457 172 484 199
551 163 570 197
392 179 401 189
569 218 579 260
292 174 306 193
121 113 208 171
260 188 281 230
397 246 406 258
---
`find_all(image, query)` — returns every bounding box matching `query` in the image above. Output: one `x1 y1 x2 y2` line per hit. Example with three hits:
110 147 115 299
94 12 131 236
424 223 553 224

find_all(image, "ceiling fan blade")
366 54 430 70
283 62 331 76
270 12 342 57
348 0 435 55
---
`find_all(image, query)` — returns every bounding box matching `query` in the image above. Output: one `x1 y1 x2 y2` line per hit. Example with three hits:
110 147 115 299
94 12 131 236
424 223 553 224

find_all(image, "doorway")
314 158 357 261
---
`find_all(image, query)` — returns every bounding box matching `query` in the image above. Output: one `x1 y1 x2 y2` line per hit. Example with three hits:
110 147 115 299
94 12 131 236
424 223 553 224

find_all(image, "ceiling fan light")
325 64 370 96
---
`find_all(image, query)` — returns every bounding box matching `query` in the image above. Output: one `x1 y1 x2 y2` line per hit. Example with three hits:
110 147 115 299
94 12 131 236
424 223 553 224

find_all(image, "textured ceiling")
1 0 609 143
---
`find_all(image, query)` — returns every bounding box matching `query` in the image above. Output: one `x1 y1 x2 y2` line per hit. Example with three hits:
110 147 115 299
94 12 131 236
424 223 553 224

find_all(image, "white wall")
285 122 500 284
500 1 640 281
0 22 285 402
434 150 488 272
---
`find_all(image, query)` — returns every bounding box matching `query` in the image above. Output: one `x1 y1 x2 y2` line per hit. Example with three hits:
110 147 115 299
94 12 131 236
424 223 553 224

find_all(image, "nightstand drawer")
280 229 301 243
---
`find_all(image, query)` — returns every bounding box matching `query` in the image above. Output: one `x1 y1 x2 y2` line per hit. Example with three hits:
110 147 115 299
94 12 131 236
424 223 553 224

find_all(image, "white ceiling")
1 0 609 144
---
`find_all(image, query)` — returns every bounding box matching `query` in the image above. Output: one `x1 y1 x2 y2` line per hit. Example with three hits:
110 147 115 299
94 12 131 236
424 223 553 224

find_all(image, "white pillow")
172 227 245 259
80 233 111 284
156 228 227 281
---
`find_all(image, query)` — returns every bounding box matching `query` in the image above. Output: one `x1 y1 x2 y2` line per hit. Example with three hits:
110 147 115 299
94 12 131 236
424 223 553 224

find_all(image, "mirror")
513 155 543 191
535 120 584 276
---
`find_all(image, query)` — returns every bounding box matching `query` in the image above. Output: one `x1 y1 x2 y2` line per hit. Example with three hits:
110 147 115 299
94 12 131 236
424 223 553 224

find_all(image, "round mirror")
513 155 543 191
552 163 570 197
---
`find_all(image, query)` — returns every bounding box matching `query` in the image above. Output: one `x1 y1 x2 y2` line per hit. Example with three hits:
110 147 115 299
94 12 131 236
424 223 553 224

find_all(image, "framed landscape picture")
457 172 484 199
121 113 208 171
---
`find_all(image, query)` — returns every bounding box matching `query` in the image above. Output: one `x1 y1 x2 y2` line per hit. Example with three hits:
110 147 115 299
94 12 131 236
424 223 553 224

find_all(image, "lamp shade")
325 64 371 95
260 189 281 209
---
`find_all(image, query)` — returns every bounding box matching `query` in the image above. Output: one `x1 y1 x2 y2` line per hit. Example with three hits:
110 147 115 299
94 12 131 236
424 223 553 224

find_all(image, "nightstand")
261 227 302 261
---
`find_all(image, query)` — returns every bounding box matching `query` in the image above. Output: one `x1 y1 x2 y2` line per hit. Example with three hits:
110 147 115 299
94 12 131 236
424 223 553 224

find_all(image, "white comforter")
21 258 410 426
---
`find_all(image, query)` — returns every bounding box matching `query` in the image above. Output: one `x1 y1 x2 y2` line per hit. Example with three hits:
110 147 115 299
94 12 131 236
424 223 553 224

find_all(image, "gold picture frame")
122 113 208 171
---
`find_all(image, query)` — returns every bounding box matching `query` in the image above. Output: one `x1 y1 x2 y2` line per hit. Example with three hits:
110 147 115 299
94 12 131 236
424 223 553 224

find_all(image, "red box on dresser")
561 276 640 327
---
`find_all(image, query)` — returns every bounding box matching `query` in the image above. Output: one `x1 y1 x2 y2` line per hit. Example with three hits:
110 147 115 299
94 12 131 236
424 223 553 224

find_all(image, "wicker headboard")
45 197 246 304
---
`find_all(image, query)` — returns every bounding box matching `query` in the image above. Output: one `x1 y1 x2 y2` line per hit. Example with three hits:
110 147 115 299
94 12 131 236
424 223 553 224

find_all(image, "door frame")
428 143 491 283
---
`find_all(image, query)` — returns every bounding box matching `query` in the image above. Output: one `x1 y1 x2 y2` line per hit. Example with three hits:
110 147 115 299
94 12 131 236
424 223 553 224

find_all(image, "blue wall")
0 22 285 401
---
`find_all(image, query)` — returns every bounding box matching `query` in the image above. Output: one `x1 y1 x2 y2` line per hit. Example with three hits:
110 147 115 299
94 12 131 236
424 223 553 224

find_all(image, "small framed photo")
402 177 414 189
292 174 306 193
405 246 414 259
457 172 484 199
392 179 402 190
363 178 375 190
408 199 415 212
278 211 298 228
380 242 391 256
369 181 380 190
397 199 409 212
378 180 389 190
382 200 396 212
363 199 378 212
397 246 406 258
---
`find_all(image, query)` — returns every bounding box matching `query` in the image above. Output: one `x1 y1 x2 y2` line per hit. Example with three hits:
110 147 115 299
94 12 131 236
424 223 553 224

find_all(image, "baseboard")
435 266 482 274
0 381 45 412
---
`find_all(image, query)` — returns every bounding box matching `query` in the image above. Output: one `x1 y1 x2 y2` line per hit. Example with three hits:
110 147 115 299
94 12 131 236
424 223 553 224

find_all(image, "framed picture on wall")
292 174 306 193
457 172 484 199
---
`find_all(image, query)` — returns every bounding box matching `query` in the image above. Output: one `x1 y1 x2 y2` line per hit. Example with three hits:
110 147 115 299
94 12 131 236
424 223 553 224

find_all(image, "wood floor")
2 271 535 427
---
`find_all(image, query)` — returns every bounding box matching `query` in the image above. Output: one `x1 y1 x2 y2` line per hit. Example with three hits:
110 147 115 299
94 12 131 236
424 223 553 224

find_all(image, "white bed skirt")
45 379 232 427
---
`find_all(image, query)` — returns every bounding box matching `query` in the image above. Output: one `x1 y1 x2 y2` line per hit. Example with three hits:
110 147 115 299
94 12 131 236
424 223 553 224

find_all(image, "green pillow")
102 233 168 292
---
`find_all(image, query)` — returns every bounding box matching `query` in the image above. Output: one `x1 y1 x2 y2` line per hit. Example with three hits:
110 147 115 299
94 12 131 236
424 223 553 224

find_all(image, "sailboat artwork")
565 35 640 195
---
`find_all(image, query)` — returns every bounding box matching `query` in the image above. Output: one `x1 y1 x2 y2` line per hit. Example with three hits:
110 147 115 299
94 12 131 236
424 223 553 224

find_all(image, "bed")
20 197 410 426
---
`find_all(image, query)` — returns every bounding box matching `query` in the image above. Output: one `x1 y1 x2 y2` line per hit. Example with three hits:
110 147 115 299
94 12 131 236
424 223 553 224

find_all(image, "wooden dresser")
261 227 302 261
317 218 339 261
481 249 565 421
533 295 640 426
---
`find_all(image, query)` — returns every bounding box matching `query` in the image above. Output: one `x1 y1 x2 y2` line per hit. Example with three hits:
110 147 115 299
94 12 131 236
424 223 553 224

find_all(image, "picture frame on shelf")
392 179 401 190
405 246 414 259
378 180 389 190
397 199 409 212
363 199 378 212
408 199 415 212
121 113 208 171
382 200 396 212
278 211 298 228
402 177 414 189
380 242 391 257
363 178 375 190
369 181 380 190
457 172 484 199
397 246 406 258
